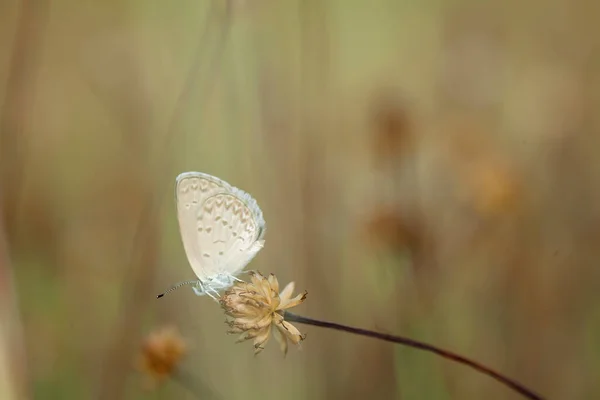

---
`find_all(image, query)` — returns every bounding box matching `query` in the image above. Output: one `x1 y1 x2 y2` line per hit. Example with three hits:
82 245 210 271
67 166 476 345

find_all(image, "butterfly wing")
175 172 266 283
176 172 231 281
199 191 266 279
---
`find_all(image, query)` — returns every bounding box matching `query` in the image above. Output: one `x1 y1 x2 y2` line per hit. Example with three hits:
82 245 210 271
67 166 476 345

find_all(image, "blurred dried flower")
220 271 307 355
138 326 187 384
364 207 420 252
370 92 413 164
443 117 522 217
468 162 521 217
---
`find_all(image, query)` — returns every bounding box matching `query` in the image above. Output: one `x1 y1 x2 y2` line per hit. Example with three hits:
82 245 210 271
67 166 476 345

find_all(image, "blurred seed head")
445 119 523 217
365 207 420 253
220 271 307 355
138 326 187 385
370 92 414 165
468 162 521 217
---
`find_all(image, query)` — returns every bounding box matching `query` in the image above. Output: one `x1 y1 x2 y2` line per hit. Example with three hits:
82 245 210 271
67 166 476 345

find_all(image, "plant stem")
172 368 223 400
284 312 545 400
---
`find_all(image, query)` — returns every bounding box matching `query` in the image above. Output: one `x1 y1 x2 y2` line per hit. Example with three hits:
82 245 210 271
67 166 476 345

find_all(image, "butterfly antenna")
156 280 198 299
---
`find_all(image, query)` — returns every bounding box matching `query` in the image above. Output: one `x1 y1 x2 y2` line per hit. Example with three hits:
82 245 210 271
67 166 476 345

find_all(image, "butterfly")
157 172 266 301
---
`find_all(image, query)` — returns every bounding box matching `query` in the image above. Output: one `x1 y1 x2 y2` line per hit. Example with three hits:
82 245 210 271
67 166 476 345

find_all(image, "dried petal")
279 290 307 310
272 325 288 355
279 281 295 302
267 273 280 294
277 320 305 345
253 327 271 352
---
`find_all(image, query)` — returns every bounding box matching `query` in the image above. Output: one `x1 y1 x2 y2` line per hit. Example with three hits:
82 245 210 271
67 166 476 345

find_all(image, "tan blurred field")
1 0 600 399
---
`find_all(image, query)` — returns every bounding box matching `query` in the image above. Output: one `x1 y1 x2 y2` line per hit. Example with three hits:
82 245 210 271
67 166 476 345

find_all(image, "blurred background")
1 0 600 399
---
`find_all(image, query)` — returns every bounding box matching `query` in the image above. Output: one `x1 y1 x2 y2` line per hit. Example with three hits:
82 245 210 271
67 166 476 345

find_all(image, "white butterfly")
157 172 266 301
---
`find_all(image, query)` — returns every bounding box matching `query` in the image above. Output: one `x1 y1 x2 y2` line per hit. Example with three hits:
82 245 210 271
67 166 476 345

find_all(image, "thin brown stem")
0 0 49 395
161 0 232 158
284 312 545 400
0 0 49 241
172 368 223 400
0 197 29 399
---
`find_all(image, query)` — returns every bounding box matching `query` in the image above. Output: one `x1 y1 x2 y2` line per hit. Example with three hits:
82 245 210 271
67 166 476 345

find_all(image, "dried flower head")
364 207 419 251
442 117 522 217
370 91 414 164
138 326 187 384
468 162 521 217
220 271 307 355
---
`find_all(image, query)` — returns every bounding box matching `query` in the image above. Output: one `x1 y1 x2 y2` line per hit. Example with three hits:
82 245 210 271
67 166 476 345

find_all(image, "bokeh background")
1 0 600 399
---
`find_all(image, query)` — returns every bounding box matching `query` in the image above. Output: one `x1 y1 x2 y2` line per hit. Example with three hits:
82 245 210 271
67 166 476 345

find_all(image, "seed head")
220 271 307 355
138 326 187 384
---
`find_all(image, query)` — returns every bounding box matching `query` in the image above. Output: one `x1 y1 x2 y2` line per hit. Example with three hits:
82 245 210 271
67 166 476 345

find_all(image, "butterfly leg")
206 288 221 302
192 281 206 296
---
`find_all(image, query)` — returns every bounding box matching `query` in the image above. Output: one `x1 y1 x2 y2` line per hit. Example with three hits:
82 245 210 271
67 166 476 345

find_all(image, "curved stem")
284 312 545 400
173 368 223 400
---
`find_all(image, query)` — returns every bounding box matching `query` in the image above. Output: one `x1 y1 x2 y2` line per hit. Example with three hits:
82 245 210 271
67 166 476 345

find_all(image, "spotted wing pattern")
175 172 265 284
196 193 265 277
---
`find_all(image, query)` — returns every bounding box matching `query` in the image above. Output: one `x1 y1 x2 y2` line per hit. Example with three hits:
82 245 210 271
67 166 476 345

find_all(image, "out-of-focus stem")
172 368 223 400
0 0 50 397
284 312 545 400
0 0 49 240
0 199 28 400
